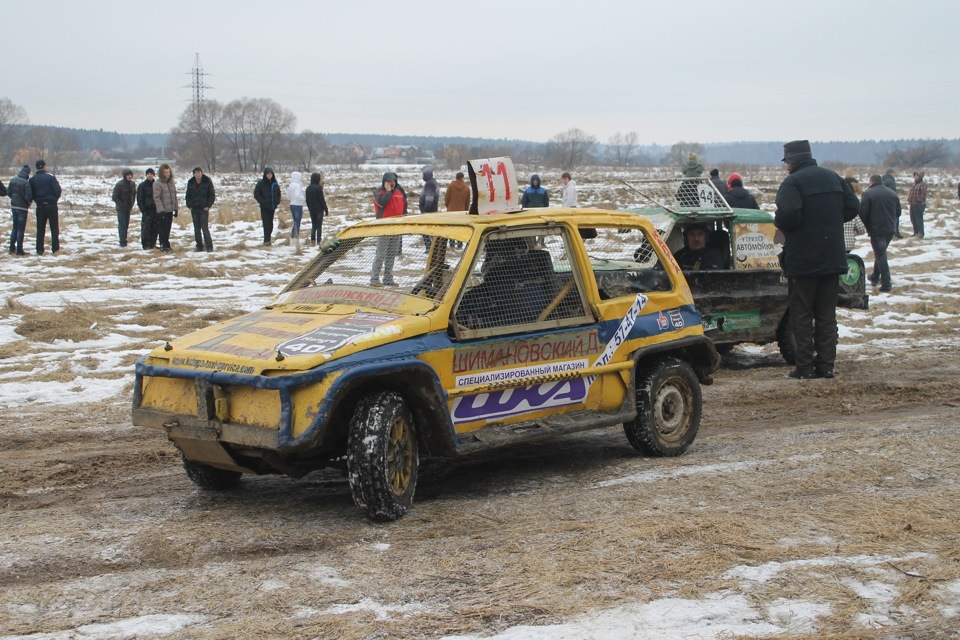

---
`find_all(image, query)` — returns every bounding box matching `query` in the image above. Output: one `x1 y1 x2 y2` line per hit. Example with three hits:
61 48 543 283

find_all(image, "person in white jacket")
561 172 578 207
286 171 306 244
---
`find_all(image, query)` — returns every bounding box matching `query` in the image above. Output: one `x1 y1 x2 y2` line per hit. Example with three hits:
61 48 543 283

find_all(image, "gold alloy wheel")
388 415 415 496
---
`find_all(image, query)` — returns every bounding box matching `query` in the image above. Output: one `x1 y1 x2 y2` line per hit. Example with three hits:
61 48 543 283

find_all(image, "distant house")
367 144 433 165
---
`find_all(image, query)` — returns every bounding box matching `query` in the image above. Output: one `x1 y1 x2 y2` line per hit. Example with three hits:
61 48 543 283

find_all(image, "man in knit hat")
774 140 860 380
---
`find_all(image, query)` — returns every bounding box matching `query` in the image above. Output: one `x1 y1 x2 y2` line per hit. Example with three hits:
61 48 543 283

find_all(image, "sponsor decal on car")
702 310 761 332
276 313 401 356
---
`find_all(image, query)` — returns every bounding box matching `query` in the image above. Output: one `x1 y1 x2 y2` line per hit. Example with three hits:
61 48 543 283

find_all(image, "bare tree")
666 141 705 168
222 98 254 171
48 128 80 172
883 141 952 169
248 98 297 172
0 97 28 167
545 128 597 170
22 126 52 163
608 131 639 167
289 130 329 171
172 100 224 172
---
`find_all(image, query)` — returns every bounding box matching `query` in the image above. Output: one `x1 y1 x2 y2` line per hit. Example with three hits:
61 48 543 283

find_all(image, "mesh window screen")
454 231 591 333
286 233 464 304
580 226 675 300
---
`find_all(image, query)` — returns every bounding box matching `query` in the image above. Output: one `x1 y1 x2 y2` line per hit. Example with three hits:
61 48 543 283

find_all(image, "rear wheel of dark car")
347 391 419 521
776 311 796 365
624 357 701 456
182 455 242 490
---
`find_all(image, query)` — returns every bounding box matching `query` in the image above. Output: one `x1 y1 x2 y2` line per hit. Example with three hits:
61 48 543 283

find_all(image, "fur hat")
781 140 812 164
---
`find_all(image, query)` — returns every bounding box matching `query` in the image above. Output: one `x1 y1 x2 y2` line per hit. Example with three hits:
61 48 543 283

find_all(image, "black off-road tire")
776 312 797 365
347 391 419 521
624 357 702 457
182 455 242 490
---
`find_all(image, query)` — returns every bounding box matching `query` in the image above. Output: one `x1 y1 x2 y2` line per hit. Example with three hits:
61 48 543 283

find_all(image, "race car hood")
142 306 431 376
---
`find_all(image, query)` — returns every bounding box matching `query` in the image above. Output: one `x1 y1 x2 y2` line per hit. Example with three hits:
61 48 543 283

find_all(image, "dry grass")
15 302 104 343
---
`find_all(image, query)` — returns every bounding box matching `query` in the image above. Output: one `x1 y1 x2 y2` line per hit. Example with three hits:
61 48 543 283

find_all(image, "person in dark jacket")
521 174 548 208
709 168 727 201
305 171 329 245
907 171 927 239
7 165 32 255
774 140 859 380
185 167 216 252
29 159 62 255
673 224 723 270
136 168 157 249
858 174 901 292
725 176 760 209
253 167 282 245
112 168 137 247
882 168 903 238
418 166 440 249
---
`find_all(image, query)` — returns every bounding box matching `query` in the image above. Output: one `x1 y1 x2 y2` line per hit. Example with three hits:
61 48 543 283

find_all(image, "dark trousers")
869 234 893 287
157 211 174 249
788 274 840 373
36 203 60 254
308 209 323 242
141 210 157 249
191 208 213 250
910 203 925 237
116 205 131 246
260 209 275 243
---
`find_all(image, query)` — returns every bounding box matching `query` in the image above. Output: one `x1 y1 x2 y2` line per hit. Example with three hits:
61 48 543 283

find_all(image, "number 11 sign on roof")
467 157 522 215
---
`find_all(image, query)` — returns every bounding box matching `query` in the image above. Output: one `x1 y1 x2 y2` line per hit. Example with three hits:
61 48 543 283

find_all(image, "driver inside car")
673 223 723 271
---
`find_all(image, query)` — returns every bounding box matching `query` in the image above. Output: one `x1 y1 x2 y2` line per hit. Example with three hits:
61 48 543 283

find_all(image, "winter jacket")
710 176 727 196
521 175 548 208
445 178 471 211
725 186 759 209
286 172 305 206
305 173 329 216
561 180 578 207
882 172 897 193
29 170 61 205
153 171 179 213
418 167 440 213
681 158 704 177
858 183 901 237
112 178 137 210
136 178 156 214
907 173 926 205
8 165 32 211
185 173 216 210
373 172 406 219
254 167 282 212
774 158 860 278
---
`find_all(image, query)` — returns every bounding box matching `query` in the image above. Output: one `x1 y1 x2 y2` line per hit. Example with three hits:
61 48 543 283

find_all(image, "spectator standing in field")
724 176 760 209
561 172 578 207
774 140 859 380
185 167 216 252
709 168 727 198
29 159 62 255
907 171 927 239
882 168 903 238
305 171 329 245
677 153 704 206
7 164 32 256
445 171 471 249
843 168 863 196
521 174 548 208
254 167 282 245
858 174 901 293
286 171 305 250
152 163 179 253
370 171 406 287
137 168 157 249
418 166 440 250
112 168 136 247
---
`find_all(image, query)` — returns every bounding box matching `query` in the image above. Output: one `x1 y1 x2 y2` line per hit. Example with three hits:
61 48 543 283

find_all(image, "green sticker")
702 310 761 331
841 257 861 286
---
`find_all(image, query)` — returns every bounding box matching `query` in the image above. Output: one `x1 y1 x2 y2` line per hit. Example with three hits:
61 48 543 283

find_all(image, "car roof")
350 207 656 230
624 207 774 225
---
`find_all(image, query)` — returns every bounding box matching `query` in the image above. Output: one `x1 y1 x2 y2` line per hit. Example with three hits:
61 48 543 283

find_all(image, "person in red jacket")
369 172 406 286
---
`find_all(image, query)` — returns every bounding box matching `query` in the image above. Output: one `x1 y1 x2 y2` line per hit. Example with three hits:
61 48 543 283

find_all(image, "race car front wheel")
624 357 701 457
347 391 419 521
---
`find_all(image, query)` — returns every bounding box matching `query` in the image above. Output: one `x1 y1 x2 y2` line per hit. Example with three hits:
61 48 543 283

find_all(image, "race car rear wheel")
182 455 242 490
776 312 797 365
347 391 418 521
624 357 701 457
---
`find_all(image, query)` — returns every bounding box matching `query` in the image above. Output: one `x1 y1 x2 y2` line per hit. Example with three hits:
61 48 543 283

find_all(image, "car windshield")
276 232 468 313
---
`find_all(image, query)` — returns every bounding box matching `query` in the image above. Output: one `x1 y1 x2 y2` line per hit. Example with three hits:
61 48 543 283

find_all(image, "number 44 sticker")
467 157 522 215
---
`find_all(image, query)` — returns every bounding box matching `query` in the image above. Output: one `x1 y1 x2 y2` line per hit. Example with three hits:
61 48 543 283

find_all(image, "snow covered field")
1 166 959 639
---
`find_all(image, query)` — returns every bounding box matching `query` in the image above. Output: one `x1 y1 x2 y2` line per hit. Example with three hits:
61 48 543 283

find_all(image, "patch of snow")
0 613 209 640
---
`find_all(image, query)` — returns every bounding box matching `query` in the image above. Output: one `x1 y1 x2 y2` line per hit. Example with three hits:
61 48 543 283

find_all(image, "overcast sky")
5 0 958 145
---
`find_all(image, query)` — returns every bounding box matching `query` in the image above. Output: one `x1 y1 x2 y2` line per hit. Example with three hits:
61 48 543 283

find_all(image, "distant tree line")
2 95 958 173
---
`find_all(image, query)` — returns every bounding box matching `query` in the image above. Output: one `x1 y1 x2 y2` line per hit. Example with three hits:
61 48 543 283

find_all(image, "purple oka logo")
452 378 588 424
